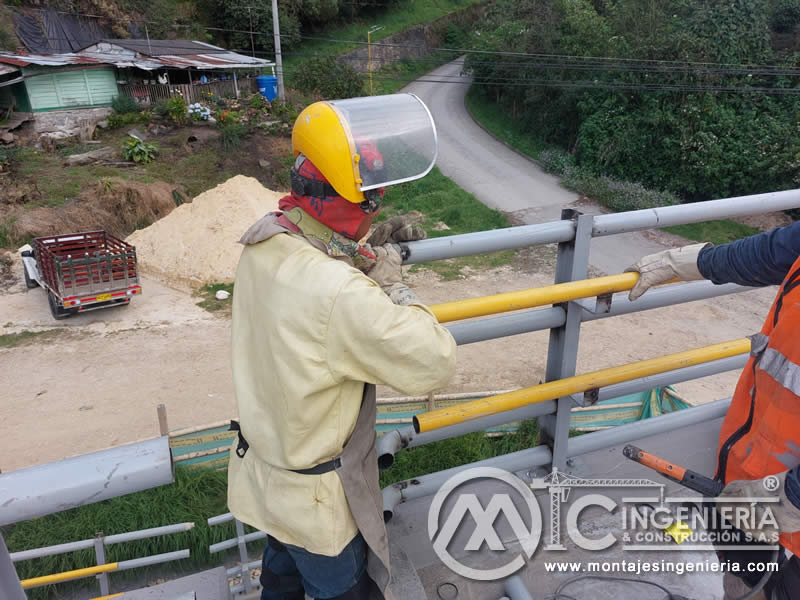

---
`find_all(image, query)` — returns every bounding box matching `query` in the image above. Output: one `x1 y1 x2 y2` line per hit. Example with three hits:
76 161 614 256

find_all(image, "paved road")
403 59 670 274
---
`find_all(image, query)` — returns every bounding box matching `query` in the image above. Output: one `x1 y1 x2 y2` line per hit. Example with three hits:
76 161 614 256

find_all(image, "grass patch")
195 282 234 312
663 220 762 245
465 88 546 160
382 167 508 237
410 250 515 280
283 0 480 75
380 167 514 277
0 329 65 349
380 419 540 486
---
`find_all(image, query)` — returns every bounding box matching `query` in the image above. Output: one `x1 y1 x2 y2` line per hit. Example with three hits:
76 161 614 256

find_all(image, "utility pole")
247 6 256 58
271 0 285 101
367 26 384 96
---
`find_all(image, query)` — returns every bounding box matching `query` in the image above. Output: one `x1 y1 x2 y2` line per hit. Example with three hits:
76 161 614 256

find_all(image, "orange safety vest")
715 254 800 553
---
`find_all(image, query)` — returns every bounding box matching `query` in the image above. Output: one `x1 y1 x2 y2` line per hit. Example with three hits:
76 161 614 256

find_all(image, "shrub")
153 99 170 117
111 94 140 114
562 166 680 212
538 148 575 175
217 110 241 126
122 136 158 163
107 111 151 129
249 92 270 112
772 0 800 32
291 57 364 99
221 122 249 150
165 96 188 125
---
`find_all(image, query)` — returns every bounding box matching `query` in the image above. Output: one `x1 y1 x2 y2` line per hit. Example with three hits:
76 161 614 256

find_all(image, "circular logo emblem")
427 467 542 581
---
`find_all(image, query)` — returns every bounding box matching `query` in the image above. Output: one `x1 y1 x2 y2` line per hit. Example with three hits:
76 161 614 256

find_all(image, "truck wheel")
23 265 38 289
48 291 70 320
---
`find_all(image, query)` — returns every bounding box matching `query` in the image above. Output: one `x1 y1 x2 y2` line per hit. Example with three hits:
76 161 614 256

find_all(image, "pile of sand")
127 175 283 290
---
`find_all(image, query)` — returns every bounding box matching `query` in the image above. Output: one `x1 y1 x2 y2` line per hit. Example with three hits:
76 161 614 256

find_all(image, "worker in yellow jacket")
227 94 457 600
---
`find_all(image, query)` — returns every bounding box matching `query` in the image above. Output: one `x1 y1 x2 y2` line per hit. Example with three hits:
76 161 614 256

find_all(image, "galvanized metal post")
538 211 593 471
0 533 25 600
94 532 111 596
235 519 252 593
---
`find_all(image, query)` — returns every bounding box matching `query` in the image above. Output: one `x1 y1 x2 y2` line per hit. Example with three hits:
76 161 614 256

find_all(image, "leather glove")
716 472 800 543
366 214 426 246
625 243 710 301
365 244 420 306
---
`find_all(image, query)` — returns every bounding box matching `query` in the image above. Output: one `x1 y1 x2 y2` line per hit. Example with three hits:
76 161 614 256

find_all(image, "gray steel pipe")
593 189 800 237
209 530 267 554
582 281 753 321
567 397 732 457
504 576 534 600
586 355 747 404
382 445 553 521
0 436 174 526
377 401 557 469
402 221 575 264
208 512 234 526
10 522 195 562
22 550 192 589
447 307 565 345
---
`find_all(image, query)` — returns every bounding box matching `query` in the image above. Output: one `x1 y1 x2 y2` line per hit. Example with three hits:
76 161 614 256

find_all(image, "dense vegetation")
465 0 800 202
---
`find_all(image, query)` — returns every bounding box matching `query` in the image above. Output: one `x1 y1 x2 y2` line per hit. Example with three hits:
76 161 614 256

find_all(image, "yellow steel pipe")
91 595 125 600
21 562 119 589
413 338 751 433
430 272 640 323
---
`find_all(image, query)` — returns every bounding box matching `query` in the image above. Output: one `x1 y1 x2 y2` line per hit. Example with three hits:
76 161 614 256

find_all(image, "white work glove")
625 243 710 301
717 472 800 542
365 244 420 306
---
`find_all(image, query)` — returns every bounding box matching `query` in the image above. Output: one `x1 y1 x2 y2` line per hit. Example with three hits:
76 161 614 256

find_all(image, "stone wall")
338 2 486 73
33 106 112 135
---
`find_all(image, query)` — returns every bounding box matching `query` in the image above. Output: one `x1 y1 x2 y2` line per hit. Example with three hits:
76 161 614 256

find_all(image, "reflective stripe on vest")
715 255 800 554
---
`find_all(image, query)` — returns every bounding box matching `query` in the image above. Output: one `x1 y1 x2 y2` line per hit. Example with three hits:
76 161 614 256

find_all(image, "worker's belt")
290 168 340 199
229 420 341 474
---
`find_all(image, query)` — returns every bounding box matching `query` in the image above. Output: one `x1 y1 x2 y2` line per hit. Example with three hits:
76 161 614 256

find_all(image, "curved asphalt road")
403 59 669 274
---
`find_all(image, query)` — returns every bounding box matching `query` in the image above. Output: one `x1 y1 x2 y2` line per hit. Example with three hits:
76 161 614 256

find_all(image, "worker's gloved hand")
717 472 800 542
625 243 710 301
366 214 426 246
365 244 420 306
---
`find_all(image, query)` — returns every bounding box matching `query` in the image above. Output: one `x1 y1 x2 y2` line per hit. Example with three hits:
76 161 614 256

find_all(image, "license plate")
96 293 112 302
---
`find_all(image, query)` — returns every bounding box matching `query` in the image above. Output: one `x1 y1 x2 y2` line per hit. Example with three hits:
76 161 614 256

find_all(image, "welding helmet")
291 93 438 212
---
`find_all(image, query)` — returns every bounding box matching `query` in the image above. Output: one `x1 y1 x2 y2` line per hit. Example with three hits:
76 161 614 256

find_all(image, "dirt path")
0 252 775 473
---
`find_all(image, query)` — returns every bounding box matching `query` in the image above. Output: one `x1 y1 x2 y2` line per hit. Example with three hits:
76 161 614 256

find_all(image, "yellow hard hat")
291 94 438 206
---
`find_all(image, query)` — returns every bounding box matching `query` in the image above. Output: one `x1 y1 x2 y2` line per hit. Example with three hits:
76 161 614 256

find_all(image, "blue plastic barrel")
257 75 278 101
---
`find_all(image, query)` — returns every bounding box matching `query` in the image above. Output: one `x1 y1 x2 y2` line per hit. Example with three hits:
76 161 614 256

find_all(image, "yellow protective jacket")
227 232 457 556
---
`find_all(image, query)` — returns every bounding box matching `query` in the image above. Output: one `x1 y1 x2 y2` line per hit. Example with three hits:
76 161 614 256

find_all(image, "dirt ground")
0 241 776 473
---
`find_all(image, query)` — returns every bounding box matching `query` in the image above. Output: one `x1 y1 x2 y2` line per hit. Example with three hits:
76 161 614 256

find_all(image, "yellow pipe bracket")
413 338 751 433
430 272 640 323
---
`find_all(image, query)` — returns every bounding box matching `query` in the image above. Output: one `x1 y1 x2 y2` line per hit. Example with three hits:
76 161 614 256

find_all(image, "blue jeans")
259 533 367 600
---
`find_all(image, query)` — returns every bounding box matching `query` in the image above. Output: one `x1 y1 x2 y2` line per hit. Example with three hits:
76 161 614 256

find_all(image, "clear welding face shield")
328 93 438 192
292 93 438 211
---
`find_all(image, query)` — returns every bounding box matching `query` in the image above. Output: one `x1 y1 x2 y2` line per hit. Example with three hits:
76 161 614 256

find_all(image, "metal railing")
379 188 800 518
13 521 193 593
208 512 265 595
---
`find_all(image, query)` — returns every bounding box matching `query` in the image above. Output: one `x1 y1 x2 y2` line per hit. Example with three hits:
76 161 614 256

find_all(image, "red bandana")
278 158 370 241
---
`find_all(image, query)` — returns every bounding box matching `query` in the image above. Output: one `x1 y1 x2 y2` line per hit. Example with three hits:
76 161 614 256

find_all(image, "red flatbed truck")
19 231 142 320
